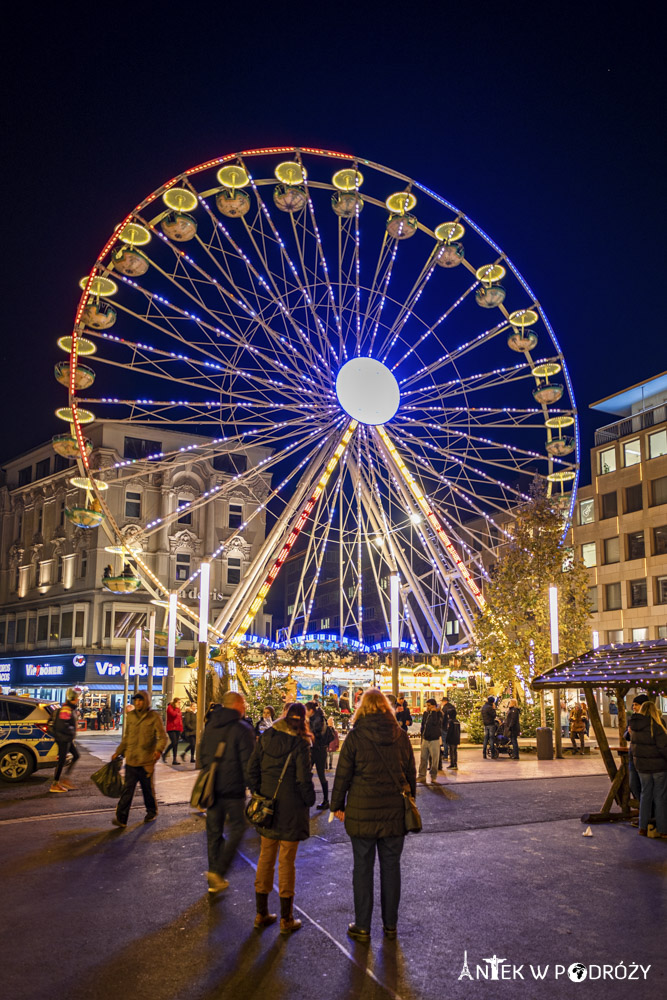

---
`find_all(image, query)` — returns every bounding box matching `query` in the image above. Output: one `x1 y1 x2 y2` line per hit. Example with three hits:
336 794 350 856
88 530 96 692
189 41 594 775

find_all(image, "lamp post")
147 610 156 705
195 562 210 769
134 627 142 698
390 572 400 698
549 585 563 759
122 636 131 737
166 592 177 704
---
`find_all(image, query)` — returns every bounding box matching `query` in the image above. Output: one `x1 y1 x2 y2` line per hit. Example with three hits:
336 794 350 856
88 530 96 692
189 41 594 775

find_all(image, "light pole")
147 610 156 705
122 636 131 737
549 585 563 759
390 572 400 698
166 592 177 704
195 561 210 769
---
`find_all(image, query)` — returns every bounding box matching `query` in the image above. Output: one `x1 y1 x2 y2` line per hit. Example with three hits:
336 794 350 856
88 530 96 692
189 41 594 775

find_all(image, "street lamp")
166 592 177 703
549 585 563 758
195 561 210 768
390 572 400 697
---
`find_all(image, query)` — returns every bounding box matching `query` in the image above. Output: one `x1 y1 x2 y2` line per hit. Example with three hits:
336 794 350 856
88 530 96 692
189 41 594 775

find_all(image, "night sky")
2 3 664 485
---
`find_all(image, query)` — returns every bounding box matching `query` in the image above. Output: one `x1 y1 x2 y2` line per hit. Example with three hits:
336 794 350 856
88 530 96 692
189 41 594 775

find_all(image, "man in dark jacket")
439 696 456 761
396 695 412 732
418 699 443 783
481 696 498 759
200 691 255 893
306 701 331 809
49 688 81 793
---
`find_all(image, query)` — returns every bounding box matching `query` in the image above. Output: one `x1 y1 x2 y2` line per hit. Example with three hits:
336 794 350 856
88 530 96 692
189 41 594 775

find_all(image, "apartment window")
227 558 241 586
648 429 667 460
631 627 649 642
7 621 16 645
56 556 63 583
104 610 112 639
581 542 596 568
18 466 32 486
0 621 5 646
347 586 355 598
366 635 376 645
654 526 667 555
177 498 192 524
446 619 460 635
35 458 51 479
600 491 618 519
125 490 142 519
598 447 616 475
60 611 73 640
287 604 295 616
625 483 643 513
228 503 243 529
623 439 641 467
651 476 667 507
659 626 667 639
75 611 85 639
655 576 667 605
579 498 594 525
28 618 36 644
588 586 598 613
175 553 190 581
212 453 248 475
626 531 644 560
607 629 623 643
629 579 647 608
366 607 376 620
37 615 48 642
54 454 71 472
321 617 330 629
79 551 88 579
605 582 622 611
16 619 26 645
603 537 620 564
123 436 162 460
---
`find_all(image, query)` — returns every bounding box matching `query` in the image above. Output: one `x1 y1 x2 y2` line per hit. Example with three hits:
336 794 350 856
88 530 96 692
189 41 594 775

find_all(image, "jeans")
206 796 246 876
311 744 328 802
350 835 405 931
116 764 157 822
418 739 440 779
54 740 80 781
447 744 458 767
628 754 641 804
255 836 299 897
441 736 449 760
638 771 667 834
164 730 181 763
508 735 519 759
483 725 496 757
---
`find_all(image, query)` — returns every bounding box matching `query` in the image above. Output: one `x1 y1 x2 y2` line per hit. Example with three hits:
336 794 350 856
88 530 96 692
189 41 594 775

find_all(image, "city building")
0 422 272 705
572 373 667 643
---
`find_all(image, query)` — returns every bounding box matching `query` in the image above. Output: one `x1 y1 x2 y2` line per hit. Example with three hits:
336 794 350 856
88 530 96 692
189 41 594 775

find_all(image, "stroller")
493 719 514 757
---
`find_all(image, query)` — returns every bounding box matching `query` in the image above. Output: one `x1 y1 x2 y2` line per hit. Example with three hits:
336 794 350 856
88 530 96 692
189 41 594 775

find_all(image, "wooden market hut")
532 639 667 823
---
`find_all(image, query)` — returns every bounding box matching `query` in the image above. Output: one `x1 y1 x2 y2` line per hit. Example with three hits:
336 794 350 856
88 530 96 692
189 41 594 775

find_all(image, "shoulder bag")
190 740 226 810
246 748 294 829
366 735 422 834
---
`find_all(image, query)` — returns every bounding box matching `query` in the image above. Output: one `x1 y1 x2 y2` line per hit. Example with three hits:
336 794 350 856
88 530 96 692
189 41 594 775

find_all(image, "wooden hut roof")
532 639 667 690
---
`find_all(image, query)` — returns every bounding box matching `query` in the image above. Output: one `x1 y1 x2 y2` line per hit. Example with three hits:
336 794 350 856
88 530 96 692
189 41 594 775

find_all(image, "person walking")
569 704 586 754
629 701 667 838
608 698 618 728
200 691 256 893
247 702 316 933
624 694 649 807
339 691 351 732
255 705 276 736
445 707 460 770
326 716 340 770
504 699 521 760
102 703 112 731
49 688 81 793
481 696 498 759
330 688 416 942
163 697 183 764
440 696 456 763
417 698 443 784
306 700 331 809
560 699 569 738
180 702 197 762
396 694 412 733
111 691 167 826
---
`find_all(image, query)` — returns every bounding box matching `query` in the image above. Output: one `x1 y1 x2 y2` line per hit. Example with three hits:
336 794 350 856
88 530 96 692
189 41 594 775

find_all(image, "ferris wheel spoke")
395 315 509 386
389 281 479 378
377 250 441 365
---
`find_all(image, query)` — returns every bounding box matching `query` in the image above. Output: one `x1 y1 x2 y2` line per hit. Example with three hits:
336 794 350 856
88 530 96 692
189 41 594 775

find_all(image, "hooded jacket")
330 712 416 839
117 700 168 772
200 706 255 798
247 720 316 841
53 700 78 743
628 713 667 773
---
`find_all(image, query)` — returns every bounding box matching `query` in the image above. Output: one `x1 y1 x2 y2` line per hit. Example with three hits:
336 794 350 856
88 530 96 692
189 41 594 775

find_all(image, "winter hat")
632 694 649 707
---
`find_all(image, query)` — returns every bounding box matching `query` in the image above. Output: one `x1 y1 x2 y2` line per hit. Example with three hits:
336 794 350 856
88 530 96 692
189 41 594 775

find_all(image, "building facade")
0 422 272 703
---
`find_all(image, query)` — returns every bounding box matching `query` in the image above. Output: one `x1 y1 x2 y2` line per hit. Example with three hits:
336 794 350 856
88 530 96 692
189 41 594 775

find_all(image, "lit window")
654 526 667 555
603 537 620 564
655 576 667 605
287 604 295 615
588 586 598 612
626 531 644 560
175 553 190 581
321 617 330 629
579 498 594 524
651 476 667 507
125 490 141 519
623 439 641 467
659 625 667 639
347 586 355 598
227 558 241 586
599 447 616 475
629 579 647 608
605 582 622 611
648 429 667 460
229 503 243 529
607 629 623 643
581 542 596 568
631 627 648 641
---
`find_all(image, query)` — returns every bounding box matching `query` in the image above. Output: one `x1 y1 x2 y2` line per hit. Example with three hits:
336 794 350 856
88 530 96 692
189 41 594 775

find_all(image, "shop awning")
532 639 667 691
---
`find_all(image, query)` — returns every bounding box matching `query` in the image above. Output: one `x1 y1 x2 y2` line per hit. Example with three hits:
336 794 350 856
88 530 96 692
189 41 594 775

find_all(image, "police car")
0 695 59 782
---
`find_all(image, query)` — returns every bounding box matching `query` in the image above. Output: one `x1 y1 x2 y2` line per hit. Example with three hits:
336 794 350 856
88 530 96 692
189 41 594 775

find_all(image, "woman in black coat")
330 688 416 943
628 701 667 837
247 702 316 933
504 700 521 760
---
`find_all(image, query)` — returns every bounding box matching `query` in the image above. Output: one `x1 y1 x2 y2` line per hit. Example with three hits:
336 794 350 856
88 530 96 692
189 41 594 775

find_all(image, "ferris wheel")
56 146 578 653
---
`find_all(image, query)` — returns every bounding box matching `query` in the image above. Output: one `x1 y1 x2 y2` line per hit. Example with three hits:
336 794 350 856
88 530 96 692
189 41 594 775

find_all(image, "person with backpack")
247 702 316 933
111 691 168 826
306 700 332 809
49 688 81 793
200 691 256 893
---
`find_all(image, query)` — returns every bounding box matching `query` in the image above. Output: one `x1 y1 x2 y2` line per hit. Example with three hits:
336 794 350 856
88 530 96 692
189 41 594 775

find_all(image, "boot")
254 892 277 928
317 779 330 809
280 896 302 934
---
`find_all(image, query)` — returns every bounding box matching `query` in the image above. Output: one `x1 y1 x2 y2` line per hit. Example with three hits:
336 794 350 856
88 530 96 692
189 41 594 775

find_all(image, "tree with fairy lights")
474 480 591 699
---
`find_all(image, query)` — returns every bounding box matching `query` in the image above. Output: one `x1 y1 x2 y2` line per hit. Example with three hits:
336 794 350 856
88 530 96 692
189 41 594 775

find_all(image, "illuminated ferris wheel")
56 146 578 652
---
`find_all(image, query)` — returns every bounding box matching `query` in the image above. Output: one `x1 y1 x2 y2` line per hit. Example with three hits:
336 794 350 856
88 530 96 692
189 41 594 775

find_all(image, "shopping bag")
90 758 123 798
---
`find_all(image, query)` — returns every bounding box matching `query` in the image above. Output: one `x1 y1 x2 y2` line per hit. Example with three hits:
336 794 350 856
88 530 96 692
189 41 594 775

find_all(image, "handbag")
366 736 422 834
190 740 226 810
245 749 294 829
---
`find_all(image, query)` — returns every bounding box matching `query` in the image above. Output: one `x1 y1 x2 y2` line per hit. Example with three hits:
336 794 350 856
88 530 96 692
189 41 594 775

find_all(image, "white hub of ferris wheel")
335 357 400 425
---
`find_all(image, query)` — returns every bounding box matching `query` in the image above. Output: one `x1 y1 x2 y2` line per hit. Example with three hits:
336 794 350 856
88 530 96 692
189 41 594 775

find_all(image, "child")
326 716 340 770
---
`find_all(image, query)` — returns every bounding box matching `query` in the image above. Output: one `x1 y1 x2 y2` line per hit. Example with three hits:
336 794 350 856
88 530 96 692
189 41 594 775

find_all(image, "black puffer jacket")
481 701 497 726
247 721 316 841
421 709 443 741
628 714 667 773
504 706 521 738
330 712 416 839
441 702 456 736
200 707 255 798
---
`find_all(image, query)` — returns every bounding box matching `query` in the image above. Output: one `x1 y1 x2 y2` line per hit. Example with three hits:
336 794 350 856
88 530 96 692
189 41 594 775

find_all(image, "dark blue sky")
2 2 664 484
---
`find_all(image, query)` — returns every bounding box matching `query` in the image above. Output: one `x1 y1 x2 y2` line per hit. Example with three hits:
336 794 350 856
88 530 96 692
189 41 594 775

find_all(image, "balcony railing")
594 402 667 446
